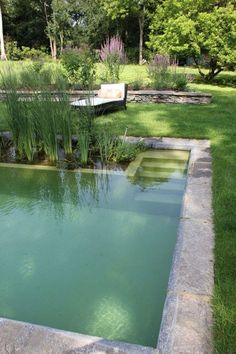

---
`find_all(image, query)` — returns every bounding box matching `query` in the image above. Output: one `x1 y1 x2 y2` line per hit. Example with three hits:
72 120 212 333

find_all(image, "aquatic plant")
54 92 72 156
95 125 116 164
2 70 36 161
31 92 59 162
1 65 74 163
113 139 146 163
76 103 94 166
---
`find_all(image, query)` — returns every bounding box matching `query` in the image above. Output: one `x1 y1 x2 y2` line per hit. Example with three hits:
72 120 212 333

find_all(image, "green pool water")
0 150 189 347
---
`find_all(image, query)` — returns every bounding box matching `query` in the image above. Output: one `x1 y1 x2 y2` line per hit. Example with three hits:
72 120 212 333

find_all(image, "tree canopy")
1 0 236 76
148 0 236 79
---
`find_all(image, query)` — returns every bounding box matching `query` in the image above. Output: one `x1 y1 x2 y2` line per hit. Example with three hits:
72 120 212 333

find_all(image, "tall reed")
2 69 36 160
76 102 94 166
31 92 59 162
95 125 116 163
54 92 72 156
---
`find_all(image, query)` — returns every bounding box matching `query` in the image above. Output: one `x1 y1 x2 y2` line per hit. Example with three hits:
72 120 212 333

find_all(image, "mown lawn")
0 82 235 353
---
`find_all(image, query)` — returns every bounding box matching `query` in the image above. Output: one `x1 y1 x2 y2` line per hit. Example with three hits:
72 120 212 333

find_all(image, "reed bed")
2 66 73 163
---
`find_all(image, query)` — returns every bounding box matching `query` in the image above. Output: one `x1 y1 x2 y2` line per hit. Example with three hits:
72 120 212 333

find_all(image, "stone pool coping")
0 137 214 354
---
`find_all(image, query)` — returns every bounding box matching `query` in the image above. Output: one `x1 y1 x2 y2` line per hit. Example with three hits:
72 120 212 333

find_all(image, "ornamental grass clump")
100 36 126 82
148 54 188 90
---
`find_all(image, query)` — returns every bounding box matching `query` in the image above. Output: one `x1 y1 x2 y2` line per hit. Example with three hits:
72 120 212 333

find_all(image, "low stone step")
137 170 183 179
135 192 182 204
141 161 186 171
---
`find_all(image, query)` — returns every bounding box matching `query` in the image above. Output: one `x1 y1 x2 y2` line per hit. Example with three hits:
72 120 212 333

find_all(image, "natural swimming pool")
0 150 189 348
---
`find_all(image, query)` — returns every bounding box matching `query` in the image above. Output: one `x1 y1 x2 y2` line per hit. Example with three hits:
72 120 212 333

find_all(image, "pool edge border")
0 137 214 354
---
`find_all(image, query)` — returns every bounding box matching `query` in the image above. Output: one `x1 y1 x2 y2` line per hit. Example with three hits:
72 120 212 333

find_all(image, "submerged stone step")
140 150 189 161
133 176 186 189
137 170 183 179
135 192 182 204
143 157 188 164
141 161 187 171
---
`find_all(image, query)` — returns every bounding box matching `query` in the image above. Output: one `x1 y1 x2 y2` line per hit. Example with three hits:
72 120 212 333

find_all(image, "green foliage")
5 41 22 60
1 66 72 162
130 78 144 90
113 140 146 163
61 48 96 88
100 54 123 82
95 125 116 163
148 1 236 81
1 71 36 160
100 36 126 82
148 55 189 90
0 61 68 90
31 92 59 162
76 105 94 165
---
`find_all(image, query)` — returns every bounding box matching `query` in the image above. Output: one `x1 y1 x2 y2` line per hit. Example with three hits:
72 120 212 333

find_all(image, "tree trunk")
138 12 144 65
52 37 57 60
49 37 53 58
59 32 64 54
193 56 223 81
0 6 7 61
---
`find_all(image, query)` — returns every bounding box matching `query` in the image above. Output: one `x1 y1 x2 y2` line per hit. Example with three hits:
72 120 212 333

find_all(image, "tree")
0 5 7 60
148 0 236 80
6 0 50 48
102 0 156 64
70 0 111 49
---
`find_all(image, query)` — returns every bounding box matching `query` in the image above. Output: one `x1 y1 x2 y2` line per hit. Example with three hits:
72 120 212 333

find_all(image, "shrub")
6 41 48 61
130 79 144 90
61 48 96 89
6 41 22 60
100 36 126 82
148 54 189 90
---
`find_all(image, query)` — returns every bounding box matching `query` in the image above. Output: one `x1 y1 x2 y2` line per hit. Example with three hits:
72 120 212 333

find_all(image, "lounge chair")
71 83 128 114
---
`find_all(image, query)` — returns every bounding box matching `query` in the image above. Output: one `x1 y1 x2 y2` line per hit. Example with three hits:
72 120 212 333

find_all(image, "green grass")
0 80 235 352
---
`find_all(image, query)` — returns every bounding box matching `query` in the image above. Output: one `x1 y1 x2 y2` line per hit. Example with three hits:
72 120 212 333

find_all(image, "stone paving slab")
0 319 156 354
157 292 213 354
182 182 213 221
168 219 214 296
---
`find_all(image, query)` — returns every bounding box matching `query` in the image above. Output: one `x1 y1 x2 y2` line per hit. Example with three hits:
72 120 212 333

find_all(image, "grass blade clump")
76 101 94 166
95 124 116 163
31 92 59 162
53 79 72 156
2 69 36 161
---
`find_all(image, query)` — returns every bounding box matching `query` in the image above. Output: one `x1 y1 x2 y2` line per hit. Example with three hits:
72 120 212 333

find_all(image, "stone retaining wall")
0 90 212 104
127 90 212 104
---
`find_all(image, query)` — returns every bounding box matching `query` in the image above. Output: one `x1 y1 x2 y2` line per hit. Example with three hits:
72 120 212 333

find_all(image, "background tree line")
0 0 235 80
